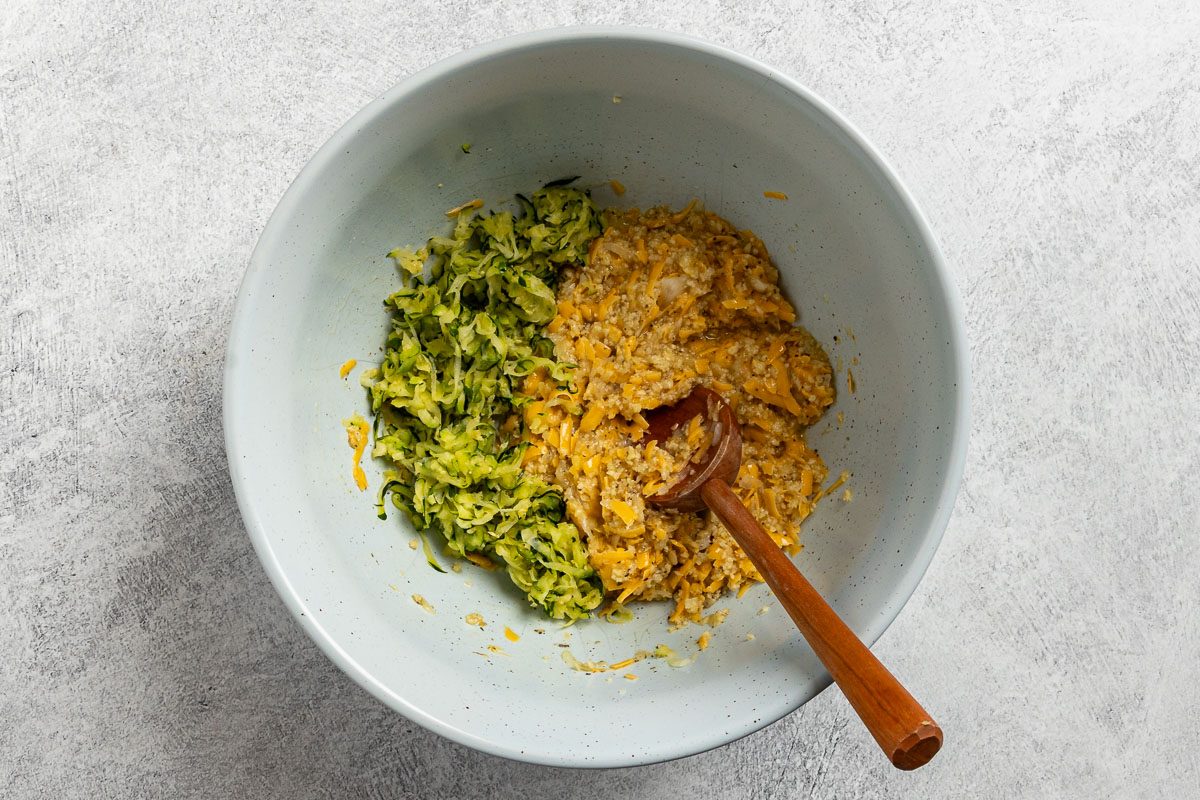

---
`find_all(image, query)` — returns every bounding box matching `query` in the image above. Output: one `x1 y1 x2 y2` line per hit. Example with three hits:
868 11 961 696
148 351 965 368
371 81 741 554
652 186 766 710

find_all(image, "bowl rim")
224 25 971 768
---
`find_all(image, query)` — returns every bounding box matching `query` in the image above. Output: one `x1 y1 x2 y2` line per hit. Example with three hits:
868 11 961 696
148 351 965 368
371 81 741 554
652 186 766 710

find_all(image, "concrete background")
3 1 1198 797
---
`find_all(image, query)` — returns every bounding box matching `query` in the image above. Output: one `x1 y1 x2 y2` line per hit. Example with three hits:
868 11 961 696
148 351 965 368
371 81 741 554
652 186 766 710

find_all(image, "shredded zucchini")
363 186 604 620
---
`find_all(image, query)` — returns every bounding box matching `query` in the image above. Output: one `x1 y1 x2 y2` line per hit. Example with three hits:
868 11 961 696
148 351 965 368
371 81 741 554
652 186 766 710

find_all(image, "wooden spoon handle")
700 478 942 770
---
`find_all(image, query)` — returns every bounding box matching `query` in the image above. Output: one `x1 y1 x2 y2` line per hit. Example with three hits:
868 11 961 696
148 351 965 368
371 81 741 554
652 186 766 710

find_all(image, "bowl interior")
225 31 965 767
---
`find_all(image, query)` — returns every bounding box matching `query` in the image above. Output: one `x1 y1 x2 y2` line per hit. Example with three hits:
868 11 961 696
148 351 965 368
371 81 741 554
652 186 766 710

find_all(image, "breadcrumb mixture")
523 202 835 624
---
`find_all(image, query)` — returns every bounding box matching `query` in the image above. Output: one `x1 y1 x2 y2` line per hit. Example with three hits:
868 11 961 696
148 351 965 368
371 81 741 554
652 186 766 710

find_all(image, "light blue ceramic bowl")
224 28 968 767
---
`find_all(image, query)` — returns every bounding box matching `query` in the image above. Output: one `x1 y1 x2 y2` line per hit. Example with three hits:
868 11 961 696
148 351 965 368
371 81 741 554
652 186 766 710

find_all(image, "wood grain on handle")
700 478 943 770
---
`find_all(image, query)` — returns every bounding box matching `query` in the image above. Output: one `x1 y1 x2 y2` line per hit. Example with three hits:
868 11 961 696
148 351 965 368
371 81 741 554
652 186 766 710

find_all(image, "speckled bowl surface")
224 28 968 767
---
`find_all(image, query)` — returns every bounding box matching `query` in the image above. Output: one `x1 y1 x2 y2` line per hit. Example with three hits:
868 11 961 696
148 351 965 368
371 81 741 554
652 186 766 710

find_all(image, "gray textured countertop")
3 2 1199 797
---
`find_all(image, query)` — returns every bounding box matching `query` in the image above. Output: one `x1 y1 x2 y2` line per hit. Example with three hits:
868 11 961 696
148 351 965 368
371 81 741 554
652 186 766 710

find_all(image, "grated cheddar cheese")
522 202 836 624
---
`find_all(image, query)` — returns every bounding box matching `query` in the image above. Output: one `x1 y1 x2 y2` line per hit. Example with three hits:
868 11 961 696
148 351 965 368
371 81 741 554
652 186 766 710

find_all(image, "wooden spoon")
645 386 942 770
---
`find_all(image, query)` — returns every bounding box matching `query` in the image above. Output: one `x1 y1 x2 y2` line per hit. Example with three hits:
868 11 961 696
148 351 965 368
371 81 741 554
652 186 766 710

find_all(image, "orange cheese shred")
343 415 370 491
446 198 484 216
465 552 498 571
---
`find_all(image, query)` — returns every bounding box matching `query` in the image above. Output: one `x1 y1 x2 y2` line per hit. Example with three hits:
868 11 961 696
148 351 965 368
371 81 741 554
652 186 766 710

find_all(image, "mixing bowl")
224 27 968 767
